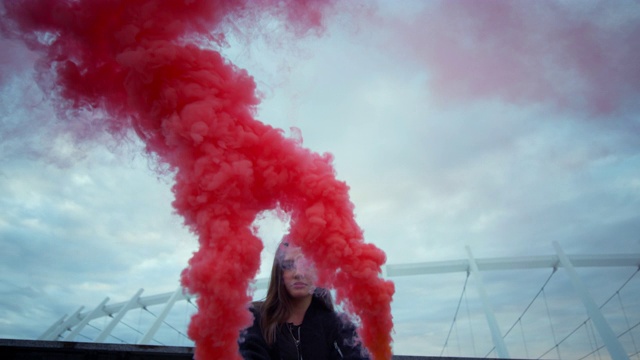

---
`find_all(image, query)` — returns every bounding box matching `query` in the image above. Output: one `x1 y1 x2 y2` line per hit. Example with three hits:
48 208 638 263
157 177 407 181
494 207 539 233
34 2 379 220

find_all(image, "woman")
239 241 369 359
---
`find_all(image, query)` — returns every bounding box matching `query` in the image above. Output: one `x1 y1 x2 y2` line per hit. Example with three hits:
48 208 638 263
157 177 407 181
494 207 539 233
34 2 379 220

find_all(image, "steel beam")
95 289 144 343
553 242 629 360
42 306 84 341
65 297 109 341
386 254 640 277
139 287 183 345
37 313 67 341
41 249 640 350
466 246 510 359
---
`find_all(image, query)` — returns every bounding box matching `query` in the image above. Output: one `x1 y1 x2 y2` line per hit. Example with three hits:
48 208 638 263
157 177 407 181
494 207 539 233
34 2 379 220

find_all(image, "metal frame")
41 243 640 359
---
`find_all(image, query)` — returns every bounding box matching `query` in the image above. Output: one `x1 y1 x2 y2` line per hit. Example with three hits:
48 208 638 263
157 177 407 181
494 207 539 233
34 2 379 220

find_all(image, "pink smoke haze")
1 1 394 359
388 0 640 115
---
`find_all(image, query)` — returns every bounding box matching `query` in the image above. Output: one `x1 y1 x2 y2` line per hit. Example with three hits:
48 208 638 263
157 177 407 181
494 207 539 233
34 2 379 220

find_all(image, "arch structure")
40 242 640 359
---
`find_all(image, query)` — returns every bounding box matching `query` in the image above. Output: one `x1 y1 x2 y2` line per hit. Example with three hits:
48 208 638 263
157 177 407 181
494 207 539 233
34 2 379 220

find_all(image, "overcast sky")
1 0 640 358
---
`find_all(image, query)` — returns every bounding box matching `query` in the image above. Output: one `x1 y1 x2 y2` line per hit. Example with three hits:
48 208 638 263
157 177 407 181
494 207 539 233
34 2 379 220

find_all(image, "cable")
119 319 145 335
539 266 640 359
533 288 563 359
440 271 470 357
597 268 639 310
519 319 529 359
577 321 604 360
464 283 478 357
503 268 556 340
584 320 597 360
143 306 191 342
88 319 129 345
618 291 639 358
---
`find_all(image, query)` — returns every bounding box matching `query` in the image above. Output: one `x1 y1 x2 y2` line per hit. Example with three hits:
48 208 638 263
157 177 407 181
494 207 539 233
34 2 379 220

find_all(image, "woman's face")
280 247 316 299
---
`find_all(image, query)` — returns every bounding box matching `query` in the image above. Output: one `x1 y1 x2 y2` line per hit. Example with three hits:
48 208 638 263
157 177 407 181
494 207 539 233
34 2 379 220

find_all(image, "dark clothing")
239 295 369 360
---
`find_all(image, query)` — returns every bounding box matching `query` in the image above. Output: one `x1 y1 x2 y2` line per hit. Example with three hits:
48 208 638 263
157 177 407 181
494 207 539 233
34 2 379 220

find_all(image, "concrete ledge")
1 338 512 359
2 339 193 360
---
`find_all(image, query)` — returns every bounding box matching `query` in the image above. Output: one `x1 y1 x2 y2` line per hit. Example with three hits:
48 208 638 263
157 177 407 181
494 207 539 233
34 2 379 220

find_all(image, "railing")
36 242 640 359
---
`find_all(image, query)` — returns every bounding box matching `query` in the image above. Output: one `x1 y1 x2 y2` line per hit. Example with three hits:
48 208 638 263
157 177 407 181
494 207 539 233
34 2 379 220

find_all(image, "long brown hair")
260 241 334 344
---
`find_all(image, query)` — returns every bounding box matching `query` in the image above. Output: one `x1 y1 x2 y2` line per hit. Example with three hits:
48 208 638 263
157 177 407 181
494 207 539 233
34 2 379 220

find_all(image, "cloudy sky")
1 0 640 358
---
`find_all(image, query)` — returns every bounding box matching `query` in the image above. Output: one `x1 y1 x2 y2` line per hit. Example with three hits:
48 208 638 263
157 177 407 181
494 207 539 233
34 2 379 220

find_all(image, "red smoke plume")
384 0 640 116
1 1 394 359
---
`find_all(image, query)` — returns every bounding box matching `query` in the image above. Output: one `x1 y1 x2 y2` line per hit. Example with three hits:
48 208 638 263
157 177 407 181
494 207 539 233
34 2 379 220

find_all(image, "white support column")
466 246 510 359
139 287 183 345
94 288 144 343
65 297 109 341
38 313 67 340
553 241 629 360
43 306 84 340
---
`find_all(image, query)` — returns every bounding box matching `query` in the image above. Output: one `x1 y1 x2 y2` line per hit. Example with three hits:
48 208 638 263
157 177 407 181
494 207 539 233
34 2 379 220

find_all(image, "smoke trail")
1 1 394 359
384 0 640 116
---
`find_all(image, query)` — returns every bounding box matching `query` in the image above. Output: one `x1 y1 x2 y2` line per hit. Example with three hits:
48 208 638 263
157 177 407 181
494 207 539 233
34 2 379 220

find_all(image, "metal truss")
40 242 640 359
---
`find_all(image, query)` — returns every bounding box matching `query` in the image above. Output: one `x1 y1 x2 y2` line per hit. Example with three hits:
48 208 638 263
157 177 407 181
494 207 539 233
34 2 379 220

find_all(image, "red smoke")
1 1 394 359
383 0 640 116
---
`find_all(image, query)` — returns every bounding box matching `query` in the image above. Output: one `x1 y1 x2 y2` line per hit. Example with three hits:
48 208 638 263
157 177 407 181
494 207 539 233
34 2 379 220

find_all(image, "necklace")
287 323 302 359
288 323 301 345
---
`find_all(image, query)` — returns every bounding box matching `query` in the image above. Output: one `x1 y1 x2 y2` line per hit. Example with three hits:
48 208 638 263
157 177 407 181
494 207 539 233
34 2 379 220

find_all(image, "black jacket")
239 295 369 360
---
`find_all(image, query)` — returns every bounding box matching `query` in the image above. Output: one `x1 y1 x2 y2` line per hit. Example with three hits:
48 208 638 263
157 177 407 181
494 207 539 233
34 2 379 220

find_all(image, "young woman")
239 241 369 360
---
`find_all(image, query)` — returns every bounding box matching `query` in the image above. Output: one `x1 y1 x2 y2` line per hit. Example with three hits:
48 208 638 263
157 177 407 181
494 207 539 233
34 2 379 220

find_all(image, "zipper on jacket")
288 323 302 360
334 341 344 359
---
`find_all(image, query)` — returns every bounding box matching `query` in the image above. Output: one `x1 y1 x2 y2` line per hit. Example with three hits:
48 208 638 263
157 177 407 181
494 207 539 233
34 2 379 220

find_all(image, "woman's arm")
332 314 370 360
238 307 272 360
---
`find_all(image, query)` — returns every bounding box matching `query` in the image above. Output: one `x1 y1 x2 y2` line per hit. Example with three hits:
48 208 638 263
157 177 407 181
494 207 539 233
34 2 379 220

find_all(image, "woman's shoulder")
306 300 368 359
247 301 264 326
308 295 336 317
250 300 264 311
306 296 347 330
